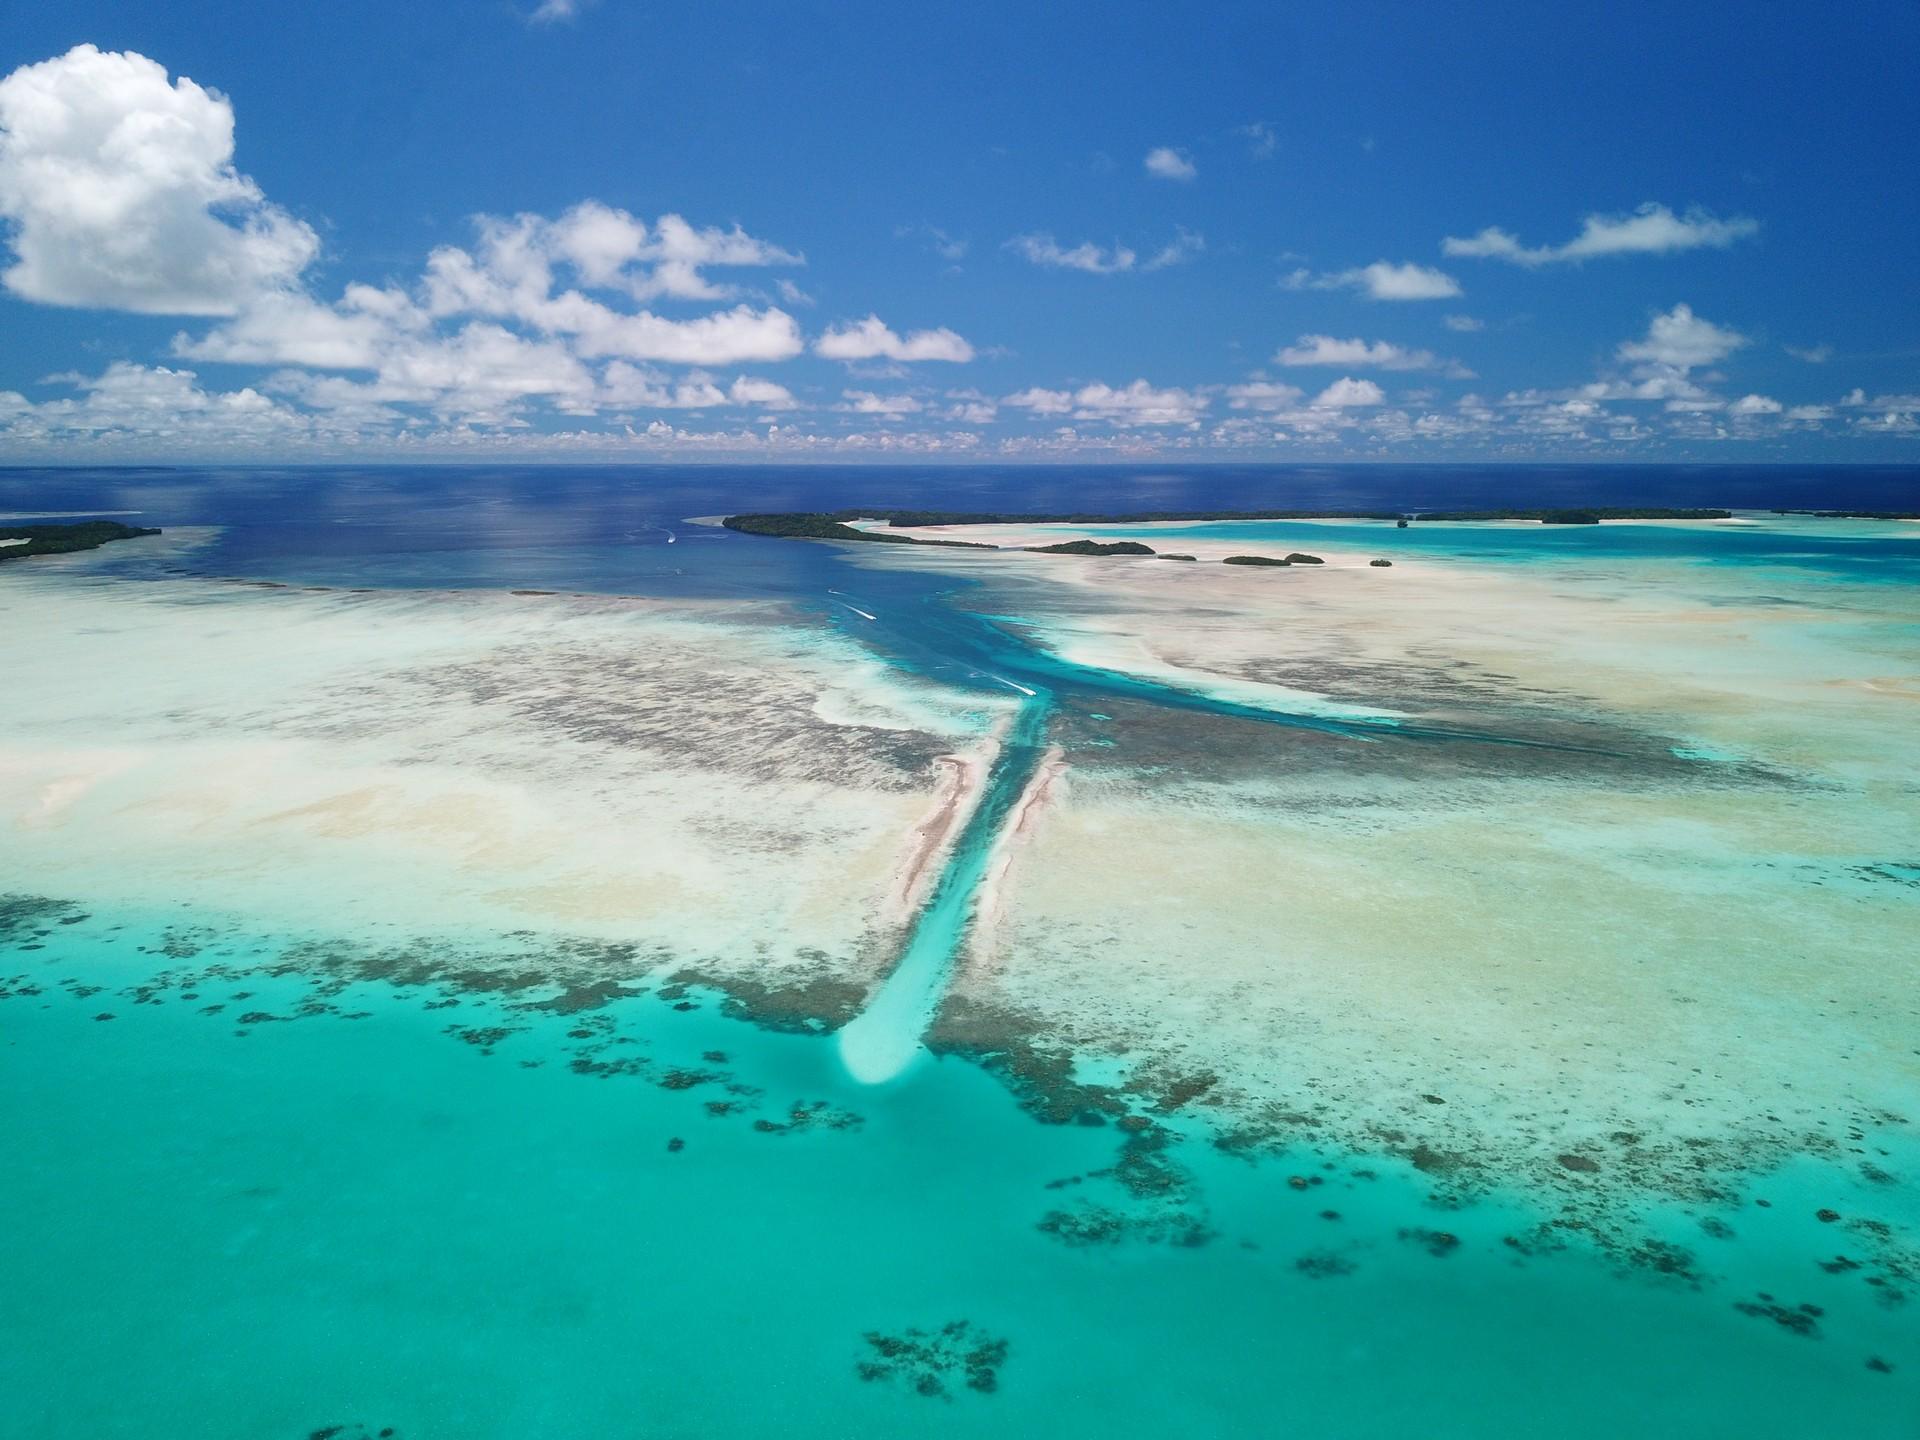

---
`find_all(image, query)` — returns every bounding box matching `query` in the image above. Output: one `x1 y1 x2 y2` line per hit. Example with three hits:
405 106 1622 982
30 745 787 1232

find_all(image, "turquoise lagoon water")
1039 511 1920 586
5 468 1920 1436
5 903 1916 1439
839 690 1056 1085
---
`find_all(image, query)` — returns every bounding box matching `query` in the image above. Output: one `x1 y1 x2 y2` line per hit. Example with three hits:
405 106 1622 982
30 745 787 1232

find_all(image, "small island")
721 505 1735 546
0 520 162 564
720 513 995 548
1412 507 1730 524
1025 539 1156 557
1222 554 1292 567
1284 552 1325 564
854 505 1731 526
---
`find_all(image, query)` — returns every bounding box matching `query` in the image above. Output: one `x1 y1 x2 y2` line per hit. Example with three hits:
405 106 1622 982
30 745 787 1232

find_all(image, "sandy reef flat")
841 516 1920 1266
0 560 1007 1010
5 516 1918 1286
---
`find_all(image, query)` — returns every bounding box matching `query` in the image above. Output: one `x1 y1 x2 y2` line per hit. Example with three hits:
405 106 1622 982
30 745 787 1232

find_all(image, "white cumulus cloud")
425 204 801 310
838 390 923 418
1005 230 1202 276
1005 379 1207 427
1443 204 1759 266
814 315 974 363
599 364 796 412
1 361 310 447
1144 146 1197 181
1313 377 1387 407
528 0 589 24
1224 381 1306 412
184 203 811 374
1616 304 1746 369
1273 335 1469 376
1008 234 1136 274
0 45 318 314
1285 261 1461 301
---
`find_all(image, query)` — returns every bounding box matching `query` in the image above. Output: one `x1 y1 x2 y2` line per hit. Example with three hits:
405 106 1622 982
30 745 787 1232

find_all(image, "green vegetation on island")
1412 507 1731 523
852 507 1407 526
1025 539 1156 556
1370 558 1394 567
0 520 161 564
723 506 1735 546
1159 553 1198 561
1218 551 1328 567
720 513 996 547
861 505 1731 526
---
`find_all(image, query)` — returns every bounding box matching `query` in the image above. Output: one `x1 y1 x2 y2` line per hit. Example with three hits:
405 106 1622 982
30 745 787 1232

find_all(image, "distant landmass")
0 520 161 564
720 513 995 547
722 506 1734 548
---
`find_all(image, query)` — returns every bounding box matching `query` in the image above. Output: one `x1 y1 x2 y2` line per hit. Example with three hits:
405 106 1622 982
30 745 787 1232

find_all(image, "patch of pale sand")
969 744 1068 975
1840 676 1920 702
872 530 1920 779
960 770 1920 1207
881 745 995 927
4 735 834 936
865 523 1920 1226
807 645 1002 734
0 748 139 825
0 573 985 974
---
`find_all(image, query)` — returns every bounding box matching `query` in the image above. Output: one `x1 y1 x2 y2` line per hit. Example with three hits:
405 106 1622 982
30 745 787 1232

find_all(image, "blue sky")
0 0 1916 461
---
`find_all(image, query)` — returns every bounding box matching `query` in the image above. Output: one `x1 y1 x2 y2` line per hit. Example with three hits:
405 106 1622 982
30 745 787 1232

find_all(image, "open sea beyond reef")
3 463 1918 1438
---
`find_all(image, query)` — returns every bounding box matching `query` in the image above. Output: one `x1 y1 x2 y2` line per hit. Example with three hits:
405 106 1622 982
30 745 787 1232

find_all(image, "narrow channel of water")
837 688 1055 1082
830 562 1669 1082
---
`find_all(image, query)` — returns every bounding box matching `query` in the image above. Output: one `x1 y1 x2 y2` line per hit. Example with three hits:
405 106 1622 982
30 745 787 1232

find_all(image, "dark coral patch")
856 1321 1009 1399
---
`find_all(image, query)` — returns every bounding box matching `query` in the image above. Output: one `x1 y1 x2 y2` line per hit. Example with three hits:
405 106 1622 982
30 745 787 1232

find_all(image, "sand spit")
884 743 996 925
967 743 1069 975
861 517 1423 572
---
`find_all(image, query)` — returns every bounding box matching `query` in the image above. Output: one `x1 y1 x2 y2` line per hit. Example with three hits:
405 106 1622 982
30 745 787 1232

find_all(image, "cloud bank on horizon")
0 8 1914 461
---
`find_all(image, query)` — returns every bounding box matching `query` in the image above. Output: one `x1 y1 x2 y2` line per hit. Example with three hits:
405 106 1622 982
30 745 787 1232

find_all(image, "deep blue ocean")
4 461 1916 579
3 460 1914 607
